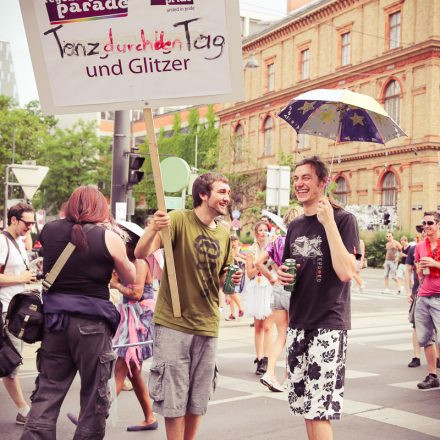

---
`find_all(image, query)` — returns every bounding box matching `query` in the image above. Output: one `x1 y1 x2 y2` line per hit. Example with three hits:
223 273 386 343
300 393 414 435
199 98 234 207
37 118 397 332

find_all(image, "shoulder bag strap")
42 242 76 293
0 233 10 275
2 231 28 271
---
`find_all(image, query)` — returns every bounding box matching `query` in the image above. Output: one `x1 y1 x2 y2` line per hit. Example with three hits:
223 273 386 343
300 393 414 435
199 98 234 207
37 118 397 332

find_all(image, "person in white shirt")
0 202 36 425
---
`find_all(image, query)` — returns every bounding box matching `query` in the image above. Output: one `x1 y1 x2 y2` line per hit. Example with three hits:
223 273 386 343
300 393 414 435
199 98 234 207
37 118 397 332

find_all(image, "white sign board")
20 0 244 115
165 196 184 210
266 165 291 208
115 202 127 222
10 164 49 200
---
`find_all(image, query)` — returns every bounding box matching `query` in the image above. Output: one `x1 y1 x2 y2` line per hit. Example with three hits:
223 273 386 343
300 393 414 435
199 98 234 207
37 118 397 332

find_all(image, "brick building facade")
218 0 440 230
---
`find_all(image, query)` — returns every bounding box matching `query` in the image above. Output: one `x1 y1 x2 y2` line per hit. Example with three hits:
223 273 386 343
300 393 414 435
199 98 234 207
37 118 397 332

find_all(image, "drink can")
224 264 240 294
284 258 296 292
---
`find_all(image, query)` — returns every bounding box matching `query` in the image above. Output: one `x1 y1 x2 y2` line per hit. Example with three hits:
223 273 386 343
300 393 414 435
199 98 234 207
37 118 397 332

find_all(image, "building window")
384 80 401 124
334 177 348 205
267 63 275 92
297 134 309 151
388 11 401 49
341 32 351 66
234 124 244 161
382 172 397 206
263 117 273 156
300 49 309 80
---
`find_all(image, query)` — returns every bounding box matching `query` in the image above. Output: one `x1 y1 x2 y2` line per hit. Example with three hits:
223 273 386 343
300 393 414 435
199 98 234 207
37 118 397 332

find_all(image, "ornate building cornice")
243 0 360 52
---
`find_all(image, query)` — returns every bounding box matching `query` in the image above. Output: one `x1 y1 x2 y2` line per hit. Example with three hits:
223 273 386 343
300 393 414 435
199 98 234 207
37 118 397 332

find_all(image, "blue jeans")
414 295 440 347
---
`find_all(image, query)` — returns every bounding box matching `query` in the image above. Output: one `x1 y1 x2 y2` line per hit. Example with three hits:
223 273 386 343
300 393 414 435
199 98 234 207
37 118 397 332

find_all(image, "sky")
0 0 288 106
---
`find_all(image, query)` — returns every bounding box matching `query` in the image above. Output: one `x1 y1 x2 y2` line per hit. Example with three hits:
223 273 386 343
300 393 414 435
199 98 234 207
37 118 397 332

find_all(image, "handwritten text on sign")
32 0 232 107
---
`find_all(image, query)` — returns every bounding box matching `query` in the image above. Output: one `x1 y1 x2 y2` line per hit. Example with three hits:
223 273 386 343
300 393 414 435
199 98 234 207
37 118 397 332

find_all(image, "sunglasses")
19 219 36 228
421 220 436 226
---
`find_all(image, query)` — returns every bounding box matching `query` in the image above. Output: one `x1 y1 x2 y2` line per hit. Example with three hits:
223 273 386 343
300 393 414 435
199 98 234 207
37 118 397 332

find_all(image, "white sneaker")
260 373 284 392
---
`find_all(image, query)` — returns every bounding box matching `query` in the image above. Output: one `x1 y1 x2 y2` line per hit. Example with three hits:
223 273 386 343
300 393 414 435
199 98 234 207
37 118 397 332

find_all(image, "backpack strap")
2 231 29 271
0 232 10 275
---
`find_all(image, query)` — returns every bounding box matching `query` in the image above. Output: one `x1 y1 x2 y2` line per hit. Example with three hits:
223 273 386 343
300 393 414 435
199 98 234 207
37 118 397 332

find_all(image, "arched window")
334 177 348 205
384 80 401 124
263 117 273 156
234 124 244 161
382 172 397 206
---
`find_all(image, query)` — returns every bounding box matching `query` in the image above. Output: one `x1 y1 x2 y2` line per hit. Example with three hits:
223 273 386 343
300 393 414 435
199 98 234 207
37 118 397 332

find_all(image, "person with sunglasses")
414 211 440 389
0 202 36 425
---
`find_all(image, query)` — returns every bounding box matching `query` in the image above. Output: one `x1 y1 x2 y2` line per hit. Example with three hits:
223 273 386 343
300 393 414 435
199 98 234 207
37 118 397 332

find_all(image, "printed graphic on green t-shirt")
154 210 233 337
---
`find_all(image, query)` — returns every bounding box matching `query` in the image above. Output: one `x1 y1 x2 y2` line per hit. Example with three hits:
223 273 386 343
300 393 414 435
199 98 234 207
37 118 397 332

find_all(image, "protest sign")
20 0 244 115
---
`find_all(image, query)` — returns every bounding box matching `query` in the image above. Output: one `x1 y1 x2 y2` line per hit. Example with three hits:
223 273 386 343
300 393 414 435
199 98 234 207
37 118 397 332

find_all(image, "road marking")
350 332 411 344
357 408 440 438
389 381 440 392
349 324 409 336
216 374 440 437
378 342 413 351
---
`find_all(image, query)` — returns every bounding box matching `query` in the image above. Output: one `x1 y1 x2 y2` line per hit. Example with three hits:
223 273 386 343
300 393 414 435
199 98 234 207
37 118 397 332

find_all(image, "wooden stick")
143 108 181 318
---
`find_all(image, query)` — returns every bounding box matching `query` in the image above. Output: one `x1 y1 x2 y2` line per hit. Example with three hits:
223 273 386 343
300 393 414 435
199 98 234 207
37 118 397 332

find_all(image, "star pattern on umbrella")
350 113 364 126
297 101 316 114
319 109 335 123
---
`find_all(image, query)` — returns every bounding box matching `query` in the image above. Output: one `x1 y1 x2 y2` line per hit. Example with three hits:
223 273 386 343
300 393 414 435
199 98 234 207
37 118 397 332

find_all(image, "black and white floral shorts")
286 328 347 420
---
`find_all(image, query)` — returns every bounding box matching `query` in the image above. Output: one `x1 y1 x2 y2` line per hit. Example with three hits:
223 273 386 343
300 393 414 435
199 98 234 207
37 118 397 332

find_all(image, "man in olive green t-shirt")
135 172 242 440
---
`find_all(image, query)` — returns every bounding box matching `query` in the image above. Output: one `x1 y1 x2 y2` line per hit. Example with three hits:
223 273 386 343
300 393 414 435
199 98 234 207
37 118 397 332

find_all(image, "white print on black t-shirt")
291 235 324 283
291 235 323 258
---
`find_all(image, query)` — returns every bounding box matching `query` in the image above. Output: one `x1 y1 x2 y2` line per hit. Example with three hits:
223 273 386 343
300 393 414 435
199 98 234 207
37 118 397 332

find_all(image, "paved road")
1 268 440 439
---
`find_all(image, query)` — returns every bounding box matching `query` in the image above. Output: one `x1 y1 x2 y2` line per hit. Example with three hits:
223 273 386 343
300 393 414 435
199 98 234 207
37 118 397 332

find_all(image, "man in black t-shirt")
278 156 359 440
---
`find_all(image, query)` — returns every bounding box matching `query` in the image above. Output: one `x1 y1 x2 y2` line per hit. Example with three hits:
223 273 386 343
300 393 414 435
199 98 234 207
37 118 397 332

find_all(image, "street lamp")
245 52 259 69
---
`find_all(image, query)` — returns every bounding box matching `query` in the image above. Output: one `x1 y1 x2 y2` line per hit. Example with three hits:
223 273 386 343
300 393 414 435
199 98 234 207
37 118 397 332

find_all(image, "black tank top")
40 219 114 300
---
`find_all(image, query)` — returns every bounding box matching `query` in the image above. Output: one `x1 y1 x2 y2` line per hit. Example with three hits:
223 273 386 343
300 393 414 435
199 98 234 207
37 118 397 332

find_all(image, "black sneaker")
257 357 268 375
417 375 439 389
408 357 420 368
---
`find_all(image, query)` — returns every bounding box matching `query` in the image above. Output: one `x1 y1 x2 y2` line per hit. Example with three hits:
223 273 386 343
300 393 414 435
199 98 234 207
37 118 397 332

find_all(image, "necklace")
425 237 440 277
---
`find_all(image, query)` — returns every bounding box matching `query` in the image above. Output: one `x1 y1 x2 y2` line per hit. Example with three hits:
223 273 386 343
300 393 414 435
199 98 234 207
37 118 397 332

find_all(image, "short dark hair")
7 202 34 226
192 172 229 208
423 211 440 222
294 155 329 183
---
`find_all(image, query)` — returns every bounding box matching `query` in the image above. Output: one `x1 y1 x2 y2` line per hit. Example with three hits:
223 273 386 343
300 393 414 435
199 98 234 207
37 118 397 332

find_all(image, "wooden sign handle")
143 108 181 318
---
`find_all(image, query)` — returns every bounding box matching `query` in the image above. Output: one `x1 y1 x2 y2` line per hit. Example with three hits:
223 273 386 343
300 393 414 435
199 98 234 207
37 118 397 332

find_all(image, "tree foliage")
33 121 112 214
0 96 111 218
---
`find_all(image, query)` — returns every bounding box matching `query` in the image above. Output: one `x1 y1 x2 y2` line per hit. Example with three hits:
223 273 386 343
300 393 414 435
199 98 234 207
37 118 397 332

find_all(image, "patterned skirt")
113 283 155 375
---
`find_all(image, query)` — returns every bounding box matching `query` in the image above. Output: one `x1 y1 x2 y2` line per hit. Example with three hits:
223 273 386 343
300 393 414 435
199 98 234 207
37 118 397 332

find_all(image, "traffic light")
127 153 145 188
383 213 390 225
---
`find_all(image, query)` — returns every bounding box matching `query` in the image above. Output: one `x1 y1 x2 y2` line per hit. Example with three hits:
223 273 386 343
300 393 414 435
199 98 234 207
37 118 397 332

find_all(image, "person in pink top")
414 211 440 389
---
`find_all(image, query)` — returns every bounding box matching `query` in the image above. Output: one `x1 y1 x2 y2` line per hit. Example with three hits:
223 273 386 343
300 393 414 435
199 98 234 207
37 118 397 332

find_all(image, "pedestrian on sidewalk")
278 156 359 440
111 223 157 431
383 231 402 294
352 238 366 292
256 206 303 393
0 203 36 426
21 186 136 440
414 211 440 390
134 173 242 440
225 236 245 321
245 221 274 376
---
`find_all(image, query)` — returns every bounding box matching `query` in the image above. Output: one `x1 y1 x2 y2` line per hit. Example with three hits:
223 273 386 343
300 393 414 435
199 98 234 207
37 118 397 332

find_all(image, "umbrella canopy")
261 209 287 233
278 89 406 144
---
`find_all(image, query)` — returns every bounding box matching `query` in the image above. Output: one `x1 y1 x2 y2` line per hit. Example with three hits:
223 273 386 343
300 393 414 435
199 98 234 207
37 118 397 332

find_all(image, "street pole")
110 110 130 219
3 165 8 229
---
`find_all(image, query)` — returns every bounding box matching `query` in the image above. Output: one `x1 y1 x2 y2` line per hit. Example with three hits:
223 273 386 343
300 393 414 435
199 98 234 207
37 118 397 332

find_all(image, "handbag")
5 241 76 344
0 302 22 377
408 295 417 324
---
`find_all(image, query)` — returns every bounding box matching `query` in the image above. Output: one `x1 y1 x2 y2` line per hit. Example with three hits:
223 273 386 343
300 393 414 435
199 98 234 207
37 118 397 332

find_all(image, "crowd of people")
0 155 439 440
